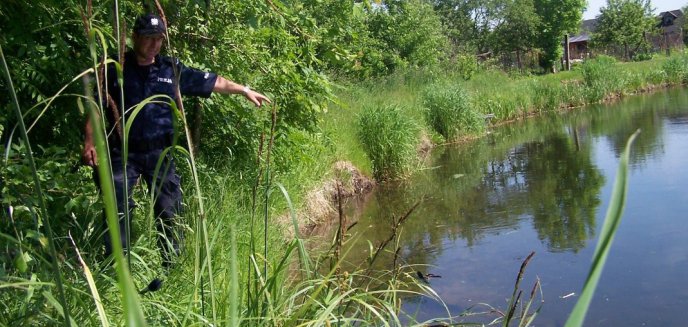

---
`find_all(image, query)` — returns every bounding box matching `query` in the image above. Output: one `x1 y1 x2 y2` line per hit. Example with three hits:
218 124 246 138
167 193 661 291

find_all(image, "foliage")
0 143 98 248
433 0 502 54
581 55 623 102
533 0 586 72
0 0 108 148
684 5 688 46
452 53 480 80
164 1 336 171
591 0 656 60
492 0 541 68
422 84 484 140
362 0 450 77
301 0 367 74
661 53 688 84
434 0 584 73
357 104 419 180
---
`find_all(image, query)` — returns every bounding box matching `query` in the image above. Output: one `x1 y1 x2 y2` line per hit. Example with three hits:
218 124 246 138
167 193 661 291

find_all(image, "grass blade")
68 232 109 327
42 291 77 326
83 68 147 326
564 129 640 327
1 43 73 327
276 183 312 276
230 227 240 327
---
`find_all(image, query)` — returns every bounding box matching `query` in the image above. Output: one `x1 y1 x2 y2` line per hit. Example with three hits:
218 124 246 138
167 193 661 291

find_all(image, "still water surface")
339 88 688 326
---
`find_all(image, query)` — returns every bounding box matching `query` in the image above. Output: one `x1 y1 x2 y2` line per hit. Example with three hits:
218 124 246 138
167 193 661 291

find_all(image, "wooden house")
566 9 684 60
651 10 684 51
567 19 598 60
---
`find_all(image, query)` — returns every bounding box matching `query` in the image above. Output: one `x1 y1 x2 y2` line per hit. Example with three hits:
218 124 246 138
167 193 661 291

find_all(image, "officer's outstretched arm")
212 76 271 107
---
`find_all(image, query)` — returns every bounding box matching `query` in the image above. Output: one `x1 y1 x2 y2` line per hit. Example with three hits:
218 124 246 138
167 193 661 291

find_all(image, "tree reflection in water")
342 88 683 269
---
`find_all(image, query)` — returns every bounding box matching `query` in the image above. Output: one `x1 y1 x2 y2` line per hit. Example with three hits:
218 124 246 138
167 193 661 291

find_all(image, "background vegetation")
1 0 686 325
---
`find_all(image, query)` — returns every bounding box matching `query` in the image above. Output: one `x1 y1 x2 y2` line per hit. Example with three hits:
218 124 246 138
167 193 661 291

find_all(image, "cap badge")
151 18 159 26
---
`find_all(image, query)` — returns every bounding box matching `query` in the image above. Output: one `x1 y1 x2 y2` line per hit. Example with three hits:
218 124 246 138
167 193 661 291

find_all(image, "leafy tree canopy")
592 0 656 60
492 0 540 59
533 0 586 71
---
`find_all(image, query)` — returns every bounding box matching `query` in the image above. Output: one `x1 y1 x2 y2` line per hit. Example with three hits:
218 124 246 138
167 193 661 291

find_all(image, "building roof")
658 10 684 34
569 34 589 43
569 9 684 43
660 10 683 18
568 19 597 43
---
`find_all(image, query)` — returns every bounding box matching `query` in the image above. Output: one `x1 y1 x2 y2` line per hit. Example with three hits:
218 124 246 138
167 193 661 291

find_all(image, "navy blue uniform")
101 50 217 266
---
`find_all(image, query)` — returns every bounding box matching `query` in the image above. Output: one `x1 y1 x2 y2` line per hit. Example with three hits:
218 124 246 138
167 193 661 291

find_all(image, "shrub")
662 54 688 84
422 85 484 141
453 53 479 80
581 55 622 102
632 52 653 62
646 69 668 85
356 105 418 180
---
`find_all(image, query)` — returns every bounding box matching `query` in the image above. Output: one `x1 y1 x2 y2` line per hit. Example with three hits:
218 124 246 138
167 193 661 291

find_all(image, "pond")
335 87 688 326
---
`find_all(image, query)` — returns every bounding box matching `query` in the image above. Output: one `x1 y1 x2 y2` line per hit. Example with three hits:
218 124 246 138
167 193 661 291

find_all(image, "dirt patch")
416 131 435 158
278 161 375 238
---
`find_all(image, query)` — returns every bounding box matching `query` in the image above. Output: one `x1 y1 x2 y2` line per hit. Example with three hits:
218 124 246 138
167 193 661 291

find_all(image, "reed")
530 79 565 112
422 84 484 141
662 53 688 84
581 55 623 103
356 104 419 181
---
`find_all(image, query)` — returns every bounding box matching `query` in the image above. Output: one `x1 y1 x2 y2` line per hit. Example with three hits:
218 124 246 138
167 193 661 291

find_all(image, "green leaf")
14 251 30 273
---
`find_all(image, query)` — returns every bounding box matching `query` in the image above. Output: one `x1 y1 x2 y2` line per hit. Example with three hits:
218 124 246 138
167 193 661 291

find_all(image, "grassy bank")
323 53 686 180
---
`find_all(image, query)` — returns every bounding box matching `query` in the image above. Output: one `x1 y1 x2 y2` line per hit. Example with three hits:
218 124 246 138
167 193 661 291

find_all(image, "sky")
583 0 687 19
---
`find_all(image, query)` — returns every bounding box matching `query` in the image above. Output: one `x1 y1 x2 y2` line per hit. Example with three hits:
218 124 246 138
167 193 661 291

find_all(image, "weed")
357 104 419 181
422 84 484 140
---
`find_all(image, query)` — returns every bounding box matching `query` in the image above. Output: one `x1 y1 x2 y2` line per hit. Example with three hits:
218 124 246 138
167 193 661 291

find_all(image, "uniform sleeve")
177 61 218 98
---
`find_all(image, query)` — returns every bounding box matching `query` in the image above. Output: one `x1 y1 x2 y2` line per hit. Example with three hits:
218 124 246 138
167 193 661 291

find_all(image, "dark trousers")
97 147 182 268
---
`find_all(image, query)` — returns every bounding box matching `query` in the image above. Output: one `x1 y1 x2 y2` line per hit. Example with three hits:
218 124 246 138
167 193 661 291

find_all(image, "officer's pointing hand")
212 76 271 107
244 88 271 107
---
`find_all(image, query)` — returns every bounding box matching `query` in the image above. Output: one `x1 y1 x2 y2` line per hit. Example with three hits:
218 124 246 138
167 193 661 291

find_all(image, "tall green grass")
422 84 484 141
662 53 688 84
324 52 683 184
1 43 73 327
581 55 623 103
1 8 456 327
356 104 419 180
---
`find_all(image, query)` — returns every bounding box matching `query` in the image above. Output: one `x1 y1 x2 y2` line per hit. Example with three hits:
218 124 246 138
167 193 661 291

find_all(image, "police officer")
82 14 270 267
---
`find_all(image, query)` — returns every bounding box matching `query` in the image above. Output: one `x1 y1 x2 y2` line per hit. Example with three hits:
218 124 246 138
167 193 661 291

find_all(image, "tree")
532 0 586 72
362 0 449 76
592 0 655 60
433 0 505 54
492 0 541 69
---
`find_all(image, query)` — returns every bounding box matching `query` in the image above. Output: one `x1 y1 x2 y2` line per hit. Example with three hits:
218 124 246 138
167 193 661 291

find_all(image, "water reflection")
332 87 688 325
345 89 688 261
345 112 605 262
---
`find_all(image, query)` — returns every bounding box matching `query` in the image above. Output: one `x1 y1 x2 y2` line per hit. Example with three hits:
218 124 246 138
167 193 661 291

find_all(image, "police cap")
134 14 166 35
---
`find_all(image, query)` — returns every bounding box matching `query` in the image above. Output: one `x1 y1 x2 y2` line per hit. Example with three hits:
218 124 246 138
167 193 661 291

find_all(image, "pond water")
337 88 688 326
